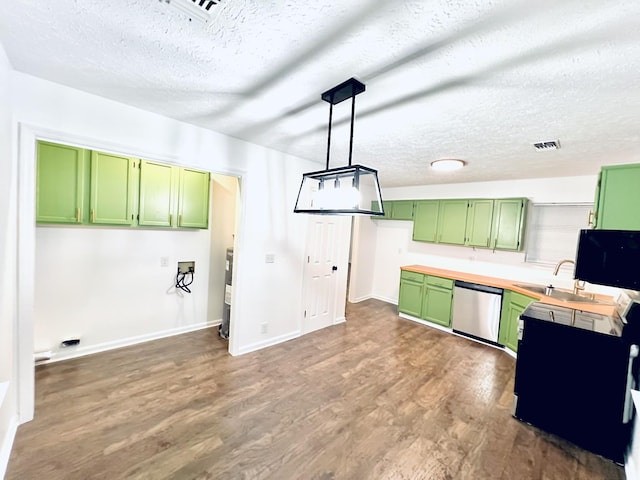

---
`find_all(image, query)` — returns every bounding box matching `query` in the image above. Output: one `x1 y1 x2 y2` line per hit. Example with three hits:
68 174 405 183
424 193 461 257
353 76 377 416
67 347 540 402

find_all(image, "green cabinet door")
36 141 87 224
139 160 177 227
178 168 210 228
491 198 526 250
595 164 640 230
423 283 453 327
89 151 137 225
372 200 392 219
591 171 602 228
391 200 414 220
413 200 440 242
398 272 425 317
437 199 468 245
498 291 535 352
465 199 494 248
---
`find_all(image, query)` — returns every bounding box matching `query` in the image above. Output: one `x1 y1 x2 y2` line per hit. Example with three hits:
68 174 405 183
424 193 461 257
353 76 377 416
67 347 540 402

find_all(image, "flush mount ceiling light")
294 78 384 216
430 159 465 172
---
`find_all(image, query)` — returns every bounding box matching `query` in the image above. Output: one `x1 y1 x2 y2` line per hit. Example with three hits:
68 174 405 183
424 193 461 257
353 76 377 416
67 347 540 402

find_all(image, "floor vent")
162 0 222 23
533 140 561 151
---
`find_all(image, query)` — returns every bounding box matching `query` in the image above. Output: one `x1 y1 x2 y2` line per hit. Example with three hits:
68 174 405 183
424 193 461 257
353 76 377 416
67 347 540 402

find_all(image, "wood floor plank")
7 299 625 479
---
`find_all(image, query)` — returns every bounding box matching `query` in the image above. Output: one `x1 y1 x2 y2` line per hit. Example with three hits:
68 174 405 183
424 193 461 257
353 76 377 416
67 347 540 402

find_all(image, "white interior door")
302 215 351 334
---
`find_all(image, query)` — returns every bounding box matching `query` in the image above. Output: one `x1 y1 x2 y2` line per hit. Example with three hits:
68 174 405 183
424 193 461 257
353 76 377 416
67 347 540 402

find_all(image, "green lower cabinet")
423 283 453 327
498 291 536 352
398 271 426 317
398 271 453 327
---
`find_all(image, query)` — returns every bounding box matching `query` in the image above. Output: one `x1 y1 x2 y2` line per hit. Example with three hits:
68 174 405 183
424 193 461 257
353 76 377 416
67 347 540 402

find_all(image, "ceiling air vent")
533 140 561 151
162 0 221 23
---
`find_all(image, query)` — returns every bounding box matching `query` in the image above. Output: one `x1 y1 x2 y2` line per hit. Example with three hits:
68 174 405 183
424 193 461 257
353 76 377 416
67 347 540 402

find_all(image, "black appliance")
575 229 640 290
513 294 640 464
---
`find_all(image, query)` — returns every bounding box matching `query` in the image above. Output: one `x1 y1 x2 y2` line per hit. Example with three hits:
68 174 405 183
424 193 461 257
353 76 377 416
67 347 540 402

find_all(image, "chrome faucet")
552 259 585 294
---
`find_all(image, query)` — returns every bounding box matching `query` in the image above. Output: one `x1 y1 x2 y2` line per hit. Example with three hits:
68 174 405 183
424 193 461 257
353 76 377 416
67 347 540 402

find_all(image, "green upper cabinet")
178 168 210 228
36 141 88 224
491 198 527 251
372 200 413 220
371 201 391 219
436 199 468 245
593 164 640 230
391 200 414 220
89 150 137 226
413 200 440 242
465 199 494 248
36 141 211 230
139 160 177 227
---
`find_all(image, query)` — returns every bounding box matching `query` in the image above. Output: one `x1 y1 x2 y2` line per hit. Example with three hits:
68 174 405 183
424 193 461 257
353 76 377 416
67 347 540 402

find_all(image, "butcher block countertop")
401 264 617 317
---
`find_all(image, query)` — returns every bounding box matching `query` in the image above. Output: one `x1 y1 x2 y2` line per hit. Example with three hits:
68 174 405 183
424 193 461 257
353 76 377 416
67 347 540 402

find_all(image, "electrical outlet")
178 261 195 274
260 323 268 334
265 254 275 264
160 256 169 267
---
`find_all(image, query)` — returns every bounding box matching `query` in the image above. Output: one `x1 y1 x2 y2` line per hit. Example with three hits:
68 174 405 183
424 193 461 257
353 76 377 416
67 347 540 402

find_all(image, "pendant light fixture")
294 78 384 216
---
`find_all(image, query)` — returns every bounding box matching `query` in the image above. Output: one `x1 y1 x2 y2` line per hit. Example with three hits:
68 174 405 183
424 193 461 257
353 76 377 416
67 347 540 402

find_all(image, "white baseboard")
0 413 18 480
349 294 373 303
236 330 301 356
36 320 220 364
399 312 452 333
370 294 397 305
334 316 346 325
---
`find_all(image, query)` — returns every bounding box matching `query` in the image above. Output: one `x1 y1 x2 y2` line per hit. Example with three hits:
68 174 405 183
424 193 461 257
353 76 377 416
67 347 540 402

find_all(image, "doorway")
207 174 240 339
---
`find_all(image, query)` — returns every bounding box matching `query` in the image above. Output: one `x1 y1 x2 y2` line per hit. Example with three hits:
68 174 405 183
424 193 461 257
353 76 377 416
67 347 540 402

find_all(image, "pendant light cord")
326 98 333 170
348 83 356 167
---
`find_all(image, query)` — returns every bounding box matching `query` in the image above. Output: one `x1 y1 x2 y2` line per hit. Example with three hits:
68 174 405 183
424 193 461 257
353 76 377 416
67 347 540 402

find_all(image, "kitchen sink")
513 284 547 295
512 283 608 304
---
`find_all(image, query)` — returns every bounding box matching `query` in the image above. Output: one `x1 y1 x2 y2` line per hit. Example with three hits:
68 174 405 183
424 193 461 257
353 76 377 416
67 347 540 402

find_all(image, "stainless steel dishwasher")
452 280 503 344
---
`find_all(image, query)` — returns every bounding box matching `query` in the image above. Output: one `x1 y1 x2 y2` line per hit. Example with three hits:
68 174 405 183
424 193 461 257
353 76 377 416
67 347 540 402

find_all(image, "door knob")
332 265 338 271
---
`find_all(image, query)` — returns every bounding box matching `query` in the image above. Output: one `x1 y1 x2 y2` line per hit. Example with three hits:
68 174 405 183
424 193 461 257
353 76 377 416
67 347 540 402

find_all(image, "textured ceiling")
1 0 639 187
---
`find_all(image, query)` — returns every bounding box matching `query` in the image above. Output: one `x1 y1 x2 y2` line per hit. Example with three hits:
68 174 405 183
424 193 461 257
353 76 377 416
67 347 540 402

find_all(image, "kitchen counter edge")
401 264 616 316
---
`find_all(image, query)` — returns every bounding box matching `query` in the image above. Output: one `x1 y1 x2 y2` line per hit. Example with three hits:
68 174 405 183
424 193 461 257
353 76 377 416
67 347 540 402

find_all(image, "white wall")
354 176 602 304
11 71 318 424
34 226 213 359
207 174 238 323
0 44 18 478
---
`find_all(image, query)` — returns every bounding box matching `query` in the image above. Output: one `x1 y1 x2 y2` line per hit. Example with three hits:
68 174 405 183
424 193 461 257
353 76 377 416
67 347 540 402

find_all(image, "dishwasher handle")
454 280 503 296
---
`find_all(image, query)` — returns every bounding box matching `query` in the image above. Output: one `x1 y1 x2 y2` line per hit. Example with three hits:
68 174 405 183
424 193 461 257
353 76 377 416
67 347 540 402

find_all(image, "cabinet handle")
587 210 595 227
179 214 182 226
486 237 490 247
76 208 81 223
169 214 173 226
90 208 95 223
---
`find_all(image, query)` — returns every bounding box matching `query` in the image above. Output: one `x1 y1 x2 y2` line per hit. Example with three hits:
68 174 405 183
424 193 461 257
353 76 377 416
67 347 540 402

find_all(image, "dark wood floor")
8 299 624 479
